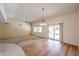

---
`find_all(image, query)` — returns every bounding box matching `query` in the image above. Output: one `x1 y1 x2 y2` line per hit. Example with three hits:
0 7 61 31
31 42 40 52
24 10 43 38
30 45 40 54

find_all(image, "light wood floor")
23 39 78 56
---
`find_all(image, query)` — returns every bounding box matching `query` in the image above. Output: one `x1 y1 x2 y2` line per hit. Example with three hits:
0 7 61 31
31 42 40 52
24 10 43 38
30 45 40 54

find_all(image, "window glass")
33 27 42 33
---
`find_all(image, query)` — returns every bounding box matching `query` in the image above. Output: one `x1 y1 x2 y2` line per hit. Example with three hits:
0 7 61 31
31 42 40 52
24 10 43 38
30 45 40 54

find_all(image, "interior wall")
32 12 78 46
0 23 4 39
78 10 79 47
0 18 31 39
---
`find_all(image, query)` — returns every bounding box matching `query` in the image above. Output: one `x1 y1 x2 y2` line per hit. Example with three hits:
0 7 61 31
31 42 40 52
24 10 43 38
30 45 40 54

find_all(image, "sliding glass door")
48 24 60 41
54 25 60 40
48 25 54 38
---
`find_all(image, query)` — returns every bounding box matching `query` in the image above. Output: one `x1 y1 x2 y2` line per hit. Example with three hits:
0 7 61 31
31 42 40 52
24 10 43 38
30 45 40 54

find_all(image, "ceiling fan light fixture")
44 23 47 26
40 23 43 26
40 23 47 26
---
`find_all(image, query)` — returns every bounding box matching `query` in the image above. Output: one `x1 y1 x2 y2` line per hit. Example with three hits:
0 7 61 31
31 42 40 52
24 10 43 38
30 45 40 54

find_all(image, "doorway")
48 24 61 41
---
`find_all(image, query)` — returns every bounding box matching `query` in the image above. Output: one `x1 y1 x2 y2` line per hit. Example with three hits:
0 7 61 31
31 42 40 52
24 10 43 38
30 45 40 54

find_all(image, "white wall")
78 10 79 47
0 23 4 39
0 18 31 39
32 12 78 46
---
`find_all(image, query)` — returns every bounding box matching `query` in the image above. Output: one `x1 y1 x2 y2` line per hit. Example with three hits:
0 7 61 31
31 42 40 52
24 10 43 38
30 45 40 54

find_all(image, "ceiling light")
40 8 47 26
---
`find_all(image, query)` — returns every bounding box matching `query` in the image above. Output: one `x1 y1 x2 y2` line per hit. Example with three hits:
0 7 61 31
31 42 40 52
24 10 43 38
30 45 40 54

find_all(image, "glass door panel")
48 24 60 40
48 26 54 38
54 25 60 40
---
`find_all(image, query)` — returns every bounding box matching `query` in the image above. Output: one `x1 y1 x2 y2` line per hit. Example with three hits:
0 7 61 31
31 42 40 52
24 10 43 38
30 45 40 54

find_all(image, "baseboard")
63 42 78 47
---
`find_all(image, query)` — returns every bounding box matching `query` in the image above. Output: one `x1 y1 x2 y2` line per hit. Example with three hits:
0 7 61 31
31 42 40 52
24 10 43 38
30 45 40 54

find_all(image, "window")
33 27 42 33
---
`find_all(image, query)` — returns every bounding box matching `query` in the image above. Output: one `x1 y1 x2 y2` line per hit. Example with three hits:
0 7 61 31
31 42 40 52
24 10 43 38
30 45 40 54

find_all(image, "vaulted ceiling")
0 3 79 23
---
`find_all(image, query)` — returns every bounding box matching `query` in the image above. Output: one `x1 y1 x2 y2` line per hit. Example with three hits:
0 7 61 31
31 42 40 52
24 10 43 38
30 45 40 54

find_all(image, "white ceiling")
4 3 18 17
2 3 79 22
